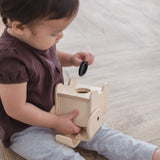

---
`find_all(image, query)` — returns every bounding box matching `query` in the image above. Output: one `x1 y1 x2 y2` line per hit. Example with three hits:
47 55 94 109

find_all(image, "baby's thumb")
74 58 82 66
70 110 79 120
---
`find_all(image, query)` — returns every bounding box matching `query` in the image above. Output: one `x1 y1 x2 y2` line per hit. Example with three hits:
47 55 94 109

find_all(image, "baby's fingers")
72 125 81 134
88 53 95 65
68 110 79 120
68 110 81 133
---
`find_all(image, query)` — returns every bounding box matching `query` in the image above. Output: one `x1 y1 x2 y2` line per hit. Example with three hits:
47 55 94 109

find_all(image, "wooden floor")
0 0 160 159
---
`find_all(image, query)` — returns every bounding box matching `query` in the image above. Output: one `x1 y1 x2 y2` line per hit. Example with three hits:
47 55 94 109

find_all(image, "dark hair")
0 0 79 26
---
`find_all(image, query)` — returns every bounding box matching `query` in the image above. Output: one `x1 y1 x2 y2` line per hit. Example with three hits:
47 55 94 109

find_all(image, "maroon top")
0 29 64 147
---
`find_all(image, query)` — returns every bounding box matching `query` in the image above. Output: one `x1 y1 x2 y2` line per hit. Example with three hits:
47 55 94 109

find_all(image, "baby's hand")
54 110 81 135
70 52 95 67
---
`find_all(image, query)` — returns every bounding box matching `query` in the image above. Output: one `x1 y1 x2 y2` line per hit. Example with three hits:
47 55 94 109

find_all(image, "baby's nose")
57 31 63 40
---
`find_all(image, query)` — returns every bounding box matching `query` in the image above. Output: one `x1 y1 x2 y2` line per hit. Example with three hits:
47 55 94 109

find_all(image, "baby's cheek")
43 37 55 48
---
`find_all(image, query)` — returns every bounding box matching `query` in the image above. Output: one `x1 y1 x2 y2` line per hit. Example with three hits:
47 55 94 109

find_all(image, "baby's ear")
11 21 25 36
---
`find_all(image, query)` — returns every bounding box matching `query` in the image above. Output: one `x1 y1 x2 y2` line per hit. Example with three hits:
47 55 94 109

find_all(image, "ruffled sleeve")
0 48 29 84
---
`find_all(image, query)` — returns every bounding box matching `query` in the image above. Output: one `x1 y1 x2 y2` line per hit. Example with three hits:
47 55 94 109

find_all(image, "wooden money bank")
50 78 109 148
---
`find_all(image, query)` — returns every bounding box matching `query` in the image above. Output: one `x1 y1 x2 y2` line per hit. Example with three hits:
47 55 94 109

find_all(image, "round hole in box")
76 88 91 94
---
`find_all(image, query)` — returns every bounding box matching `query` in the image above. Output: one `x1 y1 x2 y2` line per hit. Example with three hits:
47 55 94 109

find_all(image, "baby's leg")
79 123 158 160
10 126 85 160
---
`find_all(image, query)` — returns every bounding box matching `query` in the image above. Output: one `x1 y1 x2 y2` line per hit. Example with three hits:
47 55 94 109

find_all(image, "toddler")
0 0 160 160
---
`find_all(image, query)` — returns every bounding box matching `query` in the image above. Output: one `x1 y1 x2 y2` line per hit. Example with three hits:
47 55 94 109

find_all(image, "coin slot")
76 88 91 93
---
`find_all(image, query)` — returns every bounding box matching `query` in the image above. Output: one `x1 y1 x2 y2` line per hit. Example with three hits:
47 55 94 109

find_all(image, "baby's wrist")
49 114 60 130
69 56 75 66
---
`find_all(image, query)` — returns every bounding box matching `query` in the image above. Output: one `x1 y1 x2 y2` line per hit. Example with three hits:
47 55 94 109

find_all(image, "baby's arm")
0 82 81 135
57 49 94 67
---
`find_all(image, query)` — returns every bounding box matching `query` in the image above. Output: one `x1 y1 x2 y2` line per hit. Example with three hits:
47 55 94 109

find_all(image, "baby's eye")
51 34 57 37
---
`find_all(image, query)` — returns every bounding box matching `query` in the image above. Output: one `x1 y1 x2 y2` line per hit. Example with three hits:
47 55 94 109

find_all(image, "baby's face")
21 15 76 50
